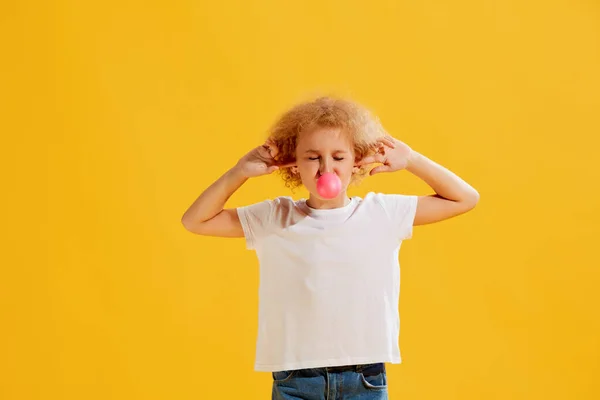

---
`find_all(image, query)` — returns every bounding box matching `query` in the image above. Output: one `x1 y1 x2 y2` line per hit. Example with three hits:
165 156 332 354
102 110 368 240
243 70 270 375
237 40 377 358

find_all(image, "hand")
356 135 414 175
235 140 295 178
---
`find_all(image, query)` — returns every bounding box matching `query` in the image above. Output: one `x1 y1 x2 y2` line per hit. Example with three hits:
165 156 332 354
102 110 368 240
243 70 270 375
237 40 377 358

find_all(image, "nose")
319 158 333 175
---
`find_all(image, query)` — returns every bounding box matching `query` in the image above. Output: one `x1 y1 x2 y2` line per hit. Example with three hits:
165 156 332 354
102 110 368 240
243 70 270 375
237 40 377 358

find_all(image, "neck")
306 192 351 209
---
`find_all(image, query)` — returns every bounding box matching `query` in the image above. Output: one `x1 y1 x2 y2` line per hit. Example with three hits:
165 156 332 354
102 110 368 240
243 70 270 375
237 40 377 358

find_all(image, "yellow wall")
1 1 599 399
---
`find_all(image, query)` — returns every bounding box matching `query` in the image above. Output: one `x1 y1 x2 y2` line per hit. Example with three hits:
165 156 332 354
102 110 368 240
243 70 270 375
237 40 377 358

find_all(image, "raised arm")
181 141 294 237
180 166 248 237
406 151 479 226
357 135 479 226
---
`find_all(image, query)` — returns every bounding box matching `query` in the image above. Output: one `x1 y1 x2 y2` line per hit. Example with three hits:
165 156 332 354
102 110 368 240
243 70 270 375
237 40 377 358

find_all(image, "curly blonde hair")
267 96 388 190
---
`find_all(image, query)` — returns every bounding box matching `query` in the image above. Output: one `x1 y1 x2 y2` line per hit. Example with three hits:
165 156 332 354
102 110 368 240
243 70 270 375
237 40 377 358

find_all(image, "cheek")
338 160 355 175
298 161 316 172
297 162 318 179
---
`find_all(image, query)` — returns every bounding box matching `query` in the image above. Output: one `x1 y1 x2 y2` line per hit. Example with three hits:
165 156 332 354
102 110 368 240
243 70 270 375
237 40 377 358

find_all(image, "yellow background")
1 1 599 399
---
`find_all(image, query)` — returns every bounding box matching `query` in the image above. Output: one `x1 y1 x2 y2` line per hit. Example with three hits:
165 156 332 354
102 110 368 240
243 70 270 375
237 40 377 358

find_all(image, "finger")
375 136 395 148
357 154 385 166
356 156 375 166
259 144 273 157
369 165 391 175
262 140 273 149
379 137 396 148
266 165 279 174
263 140 279 157
277 161 297 168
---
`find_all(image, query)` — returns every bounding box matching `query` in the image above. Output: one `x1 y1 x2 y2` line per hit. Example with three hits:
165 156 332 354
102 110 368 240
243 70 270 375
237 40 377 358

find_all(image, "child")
181 96 479 399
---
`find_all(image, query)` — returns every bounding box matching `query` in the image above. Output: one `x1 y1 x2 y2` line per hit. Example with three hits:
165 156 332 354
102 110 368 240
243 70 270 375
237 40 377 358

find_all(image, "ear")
291 166 299 174
352 165 360 174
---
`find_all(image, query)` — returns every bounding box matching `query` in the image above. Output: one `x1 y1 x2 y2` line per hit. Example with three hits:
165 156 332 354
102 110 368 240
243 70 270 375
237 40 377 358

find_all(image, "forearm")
406 151 479 203
181 166 248 225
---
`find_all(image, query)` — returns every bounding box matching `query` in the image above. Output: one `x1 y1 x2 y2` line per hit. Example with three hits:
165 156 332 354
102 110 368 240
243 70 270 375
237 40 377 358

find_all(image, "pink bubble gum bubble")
316 172 342 199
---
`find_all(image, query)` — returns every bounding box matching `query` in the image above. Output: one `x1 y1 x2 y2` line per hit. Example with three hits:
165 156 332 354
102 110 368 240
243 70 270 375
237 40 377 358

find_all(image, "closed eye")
307 157 345 161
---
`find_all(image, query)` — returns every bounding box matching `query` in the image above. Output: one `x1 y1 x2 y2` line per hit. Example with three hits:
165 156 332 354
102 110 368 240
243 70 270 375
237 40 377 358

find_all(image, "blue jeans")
272 362 388 399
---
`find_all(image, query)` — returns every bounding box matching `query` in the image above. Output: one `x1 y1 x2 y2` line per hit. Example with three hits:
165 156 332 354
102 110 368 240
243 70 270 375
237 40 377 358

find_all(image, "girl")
182 96 479 399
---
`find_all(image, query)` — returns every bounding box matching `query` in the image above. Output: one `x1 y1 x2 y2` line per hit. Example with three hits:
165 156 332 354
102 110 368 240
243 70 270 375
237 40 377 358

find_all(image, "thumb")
369 165 389 175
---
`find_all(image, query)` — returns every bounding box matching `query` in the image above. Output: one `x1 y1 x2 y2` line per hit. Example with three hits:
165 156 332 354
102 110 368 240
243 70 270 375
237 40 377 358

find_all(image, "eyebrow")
304 149 349 154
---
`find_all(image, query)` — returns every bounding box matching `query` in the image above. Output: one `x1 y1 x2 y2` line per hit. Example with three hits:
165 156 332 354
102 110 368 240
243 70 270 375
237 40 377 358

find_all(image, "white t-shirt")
237 191 418 372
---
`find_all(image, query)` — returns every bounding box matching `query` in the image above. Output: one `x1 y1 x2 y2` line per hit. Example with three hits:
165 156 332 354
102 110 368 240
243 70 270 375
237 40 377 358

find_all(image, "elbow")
181 214 199 233
181 215 191 231
464 190 480 210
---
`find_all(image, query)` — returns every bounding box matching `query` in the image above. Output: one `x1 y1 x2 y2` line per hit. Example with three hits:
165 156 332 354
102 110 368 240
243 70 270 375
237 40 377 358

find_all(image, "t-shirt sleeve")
374 193 419 241
236 199 277 250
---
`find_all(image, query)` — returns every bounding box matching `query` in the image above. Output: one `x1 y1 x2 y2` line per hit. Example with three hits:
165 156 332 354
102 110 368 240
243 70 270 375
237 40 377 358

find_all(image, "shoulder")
238 196 295 208
236 196 299 219
359 192 419 240
360 192 418 209
359 192 419 223
236 196 299 249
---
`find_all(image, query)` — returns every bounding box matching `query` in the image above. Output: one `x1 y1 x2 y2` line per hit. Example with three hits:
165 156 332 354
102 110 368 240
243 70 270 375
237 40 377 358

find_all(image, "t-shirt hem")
254 355 402 372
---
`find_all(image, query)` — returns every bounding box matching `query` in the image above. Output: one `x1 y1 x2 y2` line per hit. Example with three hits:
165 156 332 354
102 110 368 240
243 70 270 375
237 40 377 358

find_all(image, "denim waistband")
325 362 383 373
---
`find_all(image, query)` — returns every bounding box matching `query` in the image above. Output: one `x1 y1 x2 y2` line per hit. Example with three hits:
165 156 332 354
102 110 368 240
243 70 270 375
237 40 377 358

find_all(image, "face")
293 126 357 203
